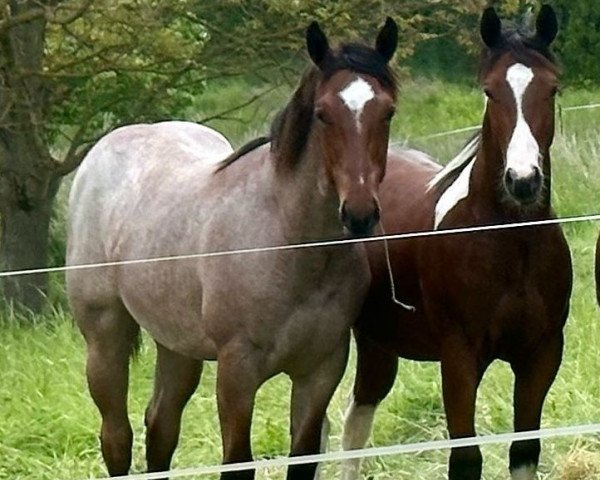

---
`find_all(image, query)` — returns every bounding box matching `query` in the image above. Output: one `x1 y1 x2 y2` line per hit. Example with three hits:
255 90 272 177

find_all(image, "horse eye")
315 110 332 125
384 109 396 123
484 88 495 101
550 86 559 97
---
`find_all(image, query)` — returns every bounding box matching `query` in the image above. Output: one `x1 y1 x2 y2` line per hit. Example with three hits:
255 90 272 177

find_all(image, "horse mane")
479 20 559 80
426 131 481 193
215 136 270 173
216 42 398 173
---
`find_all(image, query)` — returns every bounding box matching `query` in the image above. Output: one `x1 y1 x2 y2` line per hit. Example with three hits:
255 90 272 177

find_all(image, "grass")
2 76 600 480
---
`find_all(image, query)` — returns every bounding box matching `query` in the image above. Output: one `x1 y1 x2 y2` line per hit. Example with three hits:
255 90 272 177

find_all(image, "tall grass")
2 77 600 479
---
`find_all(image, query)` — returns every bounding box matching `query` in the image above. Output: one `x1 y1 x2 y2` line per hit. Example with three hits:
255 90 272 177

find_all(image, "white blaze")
339 77 375 132
506 63 539 179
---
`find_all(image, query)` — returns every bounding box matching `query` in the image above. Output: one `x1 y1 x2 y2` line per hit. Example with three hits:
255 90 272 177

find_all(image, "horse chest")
422 233 564 340
200 246 370 366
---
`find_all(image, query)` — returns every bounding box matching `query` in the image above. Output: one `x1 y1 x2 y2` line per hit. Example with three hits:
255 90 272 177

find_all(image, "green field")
1 77 600 480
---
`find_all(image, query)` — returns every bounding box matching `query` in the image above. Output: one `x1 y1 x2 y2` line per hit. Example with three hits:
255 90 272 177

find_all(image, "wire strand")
389 102 600 144
3 213 600 279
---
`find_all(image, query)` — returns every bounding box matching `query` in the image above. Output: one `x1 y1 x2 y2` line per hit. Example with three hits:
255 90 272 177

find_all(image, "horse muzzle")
504 166 543 204
340 199 380 237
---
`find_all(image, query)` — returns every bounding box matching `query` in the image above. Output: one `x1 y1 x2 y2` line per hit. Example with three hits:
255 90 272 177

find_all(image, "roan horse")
341 6 571 480
67 19 399 480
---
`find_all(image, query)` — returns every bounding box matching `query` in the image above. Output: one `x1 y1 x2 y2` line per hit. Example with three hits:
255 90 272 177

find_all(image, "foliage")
25 0 498 166
549 0 600 85
2 0 600 179
43 1 224 167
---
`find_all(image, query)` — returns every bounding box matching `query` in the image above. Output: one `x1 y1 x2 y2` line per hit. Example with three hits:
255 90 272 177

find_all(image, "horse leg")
216 348 262 480
441 336 487 480
287 341 349 480
145 343 203 476
509 332 563 480
79 302 140 476
312 414 331 480
341 332 398 480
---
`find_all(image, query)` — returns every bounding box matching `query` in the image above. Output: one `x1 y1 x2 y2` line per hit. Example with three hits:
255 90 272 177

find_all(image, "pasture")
1 76 600 480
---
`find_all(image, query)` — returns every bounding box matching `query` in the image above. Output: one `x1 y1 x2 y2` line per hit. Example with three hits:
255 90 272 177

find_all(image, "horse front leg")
441 335 489 480
509 332 563 480
287 338 350 480
341 330 398 480
216 346 263 480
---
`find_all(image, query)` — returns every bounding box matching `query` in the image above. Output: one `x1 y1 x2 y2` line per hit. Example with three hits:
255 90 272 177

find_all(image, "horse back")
66 121 233 304
67 122 233 258
370 148 440 274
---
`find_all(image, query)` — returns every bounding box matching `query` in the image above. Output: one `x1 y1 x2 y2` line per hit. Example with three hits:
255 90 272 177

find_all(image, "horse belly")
118 262 217 360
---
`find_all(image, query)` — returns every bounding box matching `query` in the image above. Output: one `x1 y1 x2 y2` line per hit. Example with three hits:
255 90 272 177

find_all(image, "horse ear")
306 21 330 68
535 4 558 46
375 17 398 63
480 7 502 49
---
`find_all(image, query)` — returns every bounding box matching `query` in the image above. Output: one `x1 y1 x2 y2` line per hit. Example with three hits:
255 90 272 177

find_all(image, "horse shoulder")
379 150 440 230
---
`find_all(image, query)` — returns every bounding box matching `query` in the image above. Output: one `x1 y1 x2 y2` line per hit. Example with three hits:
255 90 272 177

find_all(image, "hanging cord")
378 220 416 312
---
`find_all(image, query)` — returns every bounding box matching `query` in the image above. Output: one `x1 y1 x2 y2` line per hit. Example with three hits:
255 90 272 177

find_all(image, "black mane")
214 136 270 173
479 26 558 80
216 42 397 173
429 130 481 195
320 42 397 90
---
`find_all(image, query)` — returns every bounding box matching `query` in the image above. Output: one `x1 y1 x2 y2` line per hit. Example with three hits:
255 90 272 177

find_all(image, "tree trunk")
0 179 58 312
0 2 55 314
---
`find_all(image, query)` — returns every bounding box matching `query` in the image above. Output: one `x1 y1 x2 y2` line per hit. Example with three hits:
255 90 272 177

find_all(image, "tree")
0 0 487 313
0 0 226 312
549 0 600 85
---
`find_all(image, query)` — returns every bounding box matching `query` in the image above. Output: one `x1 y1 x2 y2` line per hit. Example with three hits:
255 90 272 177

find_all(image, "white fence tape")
562 102 600 112
81 423 600 480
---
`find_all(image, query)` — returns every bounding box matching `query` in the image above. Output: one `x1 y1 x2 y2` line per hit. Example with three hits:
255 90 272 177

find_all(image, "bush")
551 0 600 85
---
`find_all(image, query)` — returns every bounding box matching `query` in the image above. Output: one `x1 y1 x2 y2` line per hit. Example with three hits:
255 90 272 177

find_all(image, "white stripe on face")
506 63 540 179
338 77 375 132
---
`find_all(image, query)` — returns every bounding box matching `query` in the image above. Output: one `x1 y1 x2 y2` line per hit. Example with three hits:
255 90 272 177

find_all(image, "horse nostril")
340 202 349 223
504 168 516 188
373 203 381 223
532 167 542 189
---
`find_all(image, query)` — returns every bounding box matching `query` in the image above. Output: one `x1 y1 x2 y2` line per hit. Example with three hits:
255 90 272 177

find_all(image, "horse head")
479 5 559 207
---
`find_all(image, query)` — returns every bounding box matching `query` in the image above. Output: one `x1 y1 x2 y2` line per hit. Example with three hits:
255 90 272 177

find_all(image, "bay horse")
341 6 572 480
67 19 399 480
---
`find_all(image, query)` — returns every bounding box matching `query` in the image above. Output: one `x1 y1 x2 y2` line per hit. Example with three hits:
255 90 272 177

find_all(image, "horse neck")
273 141 341 242
468 122 552 221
